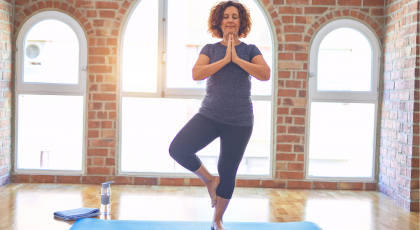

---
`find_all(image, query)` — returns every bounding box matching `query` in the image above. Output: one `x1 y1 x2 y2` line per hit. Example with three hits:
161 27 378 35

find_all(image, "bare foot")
206 176 220 208
211 219 226 230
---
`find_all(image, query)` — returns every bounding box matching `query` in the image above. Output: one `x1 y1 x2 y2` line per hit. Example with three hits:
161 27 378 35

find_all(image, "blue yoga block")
70 218 323 230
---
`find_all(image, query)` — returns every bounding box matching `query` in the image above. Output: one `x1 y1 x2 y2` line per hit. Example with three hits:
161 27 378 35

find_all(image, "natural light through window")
24 20 79 84
122 98 271 174
308 20 379 179
122 0 158 93
17 14 85 172
317 28 371 92
17 94 83 170
121 0 273 175
308 102 375 178
166 0 272 96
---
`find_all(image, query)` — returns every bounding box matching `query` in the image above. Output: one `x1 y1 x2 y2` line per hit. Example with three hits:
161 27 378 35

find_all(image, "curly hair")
207 1 252 39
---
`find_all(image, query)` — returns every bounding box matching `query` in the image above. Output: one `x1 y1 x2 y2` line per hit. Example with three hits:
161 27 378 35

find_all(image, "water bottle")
100 181 114 215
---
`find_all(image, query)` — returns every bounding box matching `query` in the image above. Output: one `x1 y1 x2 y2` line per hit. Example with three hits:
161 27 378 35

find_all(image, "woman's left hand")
230 34 240 64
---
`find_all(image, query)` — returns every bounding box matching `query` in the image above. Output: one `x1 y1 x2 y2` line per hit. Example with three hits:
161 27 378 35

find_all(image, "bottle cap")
102 181 114 188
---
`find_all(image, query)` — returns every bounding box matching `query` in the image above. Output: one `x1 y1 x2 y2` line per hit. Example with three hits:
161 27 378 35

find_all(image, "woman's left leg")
216 124 253 199
212 125 253 229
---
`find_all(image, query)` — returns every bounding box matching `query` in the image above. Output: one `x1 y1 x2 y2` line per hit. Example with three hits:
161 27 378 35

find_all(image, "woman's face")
219 6 240 36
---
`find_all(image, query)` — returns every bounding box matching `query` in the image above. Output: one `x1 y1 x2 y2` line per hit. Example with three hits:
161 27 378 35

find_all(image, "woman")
169 1 270 229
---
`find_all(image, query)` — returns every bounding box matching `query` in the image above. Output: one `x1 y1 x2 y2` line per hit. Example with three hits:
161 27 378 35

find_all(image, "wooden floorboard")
0 183 418 230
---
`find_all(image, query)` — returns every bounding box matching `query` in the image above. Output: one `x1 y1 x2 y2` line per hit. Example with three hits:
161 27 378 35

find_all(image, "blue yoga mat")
70 218 323 230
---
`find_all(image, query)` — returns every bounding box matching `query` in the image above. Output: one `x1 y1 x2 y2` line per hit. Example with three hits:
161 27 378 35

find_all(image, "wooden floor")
0 183 418 230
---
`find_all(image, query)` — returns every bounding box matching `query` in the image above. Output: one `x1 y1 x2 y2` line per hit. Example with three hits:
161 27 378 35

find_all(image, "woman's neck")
220 36 241 46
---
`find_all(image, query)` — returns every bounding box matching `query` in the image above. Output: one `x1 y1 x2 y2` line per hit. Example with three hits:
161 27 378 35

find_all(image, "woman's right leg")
169 113 221 206
169 113 220 171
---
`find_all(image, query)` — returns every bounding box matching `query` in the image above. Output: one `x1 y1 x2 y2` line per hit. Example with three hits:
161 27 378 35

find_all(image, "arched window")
120 0 274 176
308 19 380 180
15 11 87 173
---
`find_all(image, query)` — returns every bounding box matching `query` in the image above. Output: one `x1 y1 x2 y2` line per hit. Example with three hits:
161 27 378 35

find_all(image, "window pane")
17 94 83 170
24 20 79 84
166 0 272 96
122 0 158 93
308 102 375 177
166 0 220 89
121 97 270 175
317 28 372 92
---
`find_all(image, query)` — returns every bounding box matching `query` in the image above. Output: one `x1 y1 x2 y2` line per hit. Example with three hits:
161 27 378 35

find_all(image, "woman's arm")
234 55 271 81
192 54 230 81
193 39 233 81
226 34 270 81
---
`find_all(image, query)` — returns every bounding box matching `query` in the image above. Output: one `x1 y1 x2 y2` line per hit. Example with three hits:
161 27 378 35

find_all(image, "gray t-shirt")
198 41 262 126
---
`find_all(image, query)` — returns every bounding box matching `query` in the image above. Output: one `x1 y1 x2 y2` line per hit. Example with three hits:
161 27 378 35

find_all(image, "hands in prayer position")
224 34 240 64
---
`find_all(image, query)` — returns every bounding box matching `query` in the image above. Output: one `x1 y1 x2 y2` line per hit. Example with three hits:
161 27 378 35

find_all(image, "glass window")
16 11 87 173
122 0 159 93
308 19 380 180
308 102 375 177
166 0 218 89
24 20 79 84
17 94 84 170
317 28 372 92
166 0 272 96
121 0 273 176
121 97 271 174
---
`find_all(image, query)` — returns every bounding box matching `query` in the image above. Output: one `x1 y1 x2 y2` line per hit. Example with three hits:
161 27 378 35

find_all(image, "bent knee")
168 143 176 158
168 141 182 159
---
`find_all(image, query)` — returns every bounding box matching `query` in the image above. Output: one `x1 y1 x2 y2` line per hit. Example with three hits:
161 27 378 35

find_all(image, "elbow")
255 74 270 81
192 69 206 81
263 68 271 81
265 67 271 81
192 75 202 81
192 69 198 81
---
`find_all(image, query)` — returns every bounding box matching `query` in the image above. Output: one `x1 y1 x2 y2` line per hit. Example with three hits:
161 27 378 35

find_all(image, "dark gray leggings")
169 113 253 199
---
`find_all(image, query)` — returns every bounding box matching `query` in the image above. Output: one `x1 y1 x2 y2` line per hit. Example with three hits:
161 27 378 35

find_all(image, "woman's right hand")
192 34 233 80
224 34 232 64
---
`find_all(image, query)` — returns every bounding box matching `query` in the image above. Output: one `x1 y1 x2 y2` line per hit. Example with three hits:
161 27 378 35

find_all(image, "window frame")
15 11 87 94
161 0 206 98
14 11 87 174
118 0 276 178
309 19 380 101
306 19 381 181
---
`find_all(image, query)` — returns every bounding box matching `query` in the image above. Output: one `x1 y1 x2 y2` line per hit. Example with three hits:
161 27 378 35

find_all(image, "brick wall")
0 0 12 188
380 0 419 211
266 0 385 193
8 0 418 211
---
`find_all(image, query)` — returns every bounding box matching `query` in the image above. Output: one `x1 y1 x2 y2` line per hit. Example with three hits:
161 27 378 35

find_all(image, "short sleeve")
250 45 262 60
200 44 211 58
